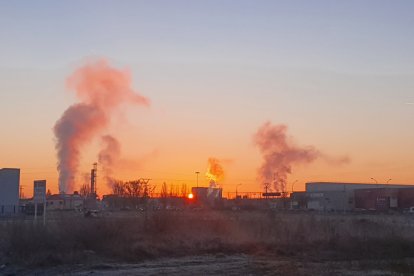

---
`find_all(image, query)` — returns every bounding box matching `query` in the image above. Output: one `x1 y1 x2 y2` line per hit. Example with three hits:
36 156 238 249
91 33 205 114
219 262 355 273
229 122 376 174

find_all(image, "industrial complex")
2 166 414 216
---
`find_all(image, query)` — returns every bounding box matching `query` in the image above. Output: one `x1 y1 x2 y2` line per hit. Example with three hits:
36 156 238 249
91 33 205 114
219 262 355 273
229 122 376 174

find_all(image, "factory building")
46 193 83 210
305 182 414 212
191 187 223 208
0 168 20 216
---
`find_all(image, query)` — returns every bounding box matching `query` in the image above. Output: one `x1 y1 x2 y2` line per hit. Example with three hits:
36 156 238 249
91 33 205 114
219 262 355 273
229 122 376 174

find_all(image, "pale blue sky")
1 1 413 72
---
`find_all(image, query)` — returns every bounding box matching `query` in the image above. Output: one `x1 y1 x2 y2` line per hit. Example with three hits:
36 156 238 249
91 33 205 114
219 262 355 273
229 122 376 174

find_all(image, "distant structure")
304 182 414 211
46 193 83 210
33 180 47 223
191 186 223 208
83 163 99 210
0 168 20 216
90 162 97 197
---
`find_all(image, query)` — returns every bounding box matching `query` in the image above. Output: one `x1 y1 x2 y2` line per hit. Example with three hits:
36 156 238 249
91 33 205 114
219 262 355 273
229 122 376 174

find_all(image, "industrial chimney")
90 163 97 197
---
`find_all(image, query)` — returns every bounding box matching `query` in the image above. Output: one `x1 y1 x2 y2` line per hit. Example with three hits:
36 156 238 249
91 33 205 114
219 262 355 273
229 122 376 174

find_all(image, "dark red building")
354 188 399 211
398 188 414 209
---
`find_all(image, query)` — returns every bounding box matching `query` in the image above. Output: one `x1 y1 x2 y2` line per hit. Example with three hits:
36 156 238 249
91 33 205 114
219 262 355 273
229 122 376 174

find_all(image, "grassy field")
1 210 414 275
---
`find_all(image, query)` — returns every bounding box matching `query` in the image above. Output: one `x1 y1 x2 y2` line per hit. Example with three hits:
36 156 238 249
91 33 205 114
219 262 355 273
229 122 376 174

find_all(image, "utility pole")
264 182 270 199
19 186 24 199
195 171 200 187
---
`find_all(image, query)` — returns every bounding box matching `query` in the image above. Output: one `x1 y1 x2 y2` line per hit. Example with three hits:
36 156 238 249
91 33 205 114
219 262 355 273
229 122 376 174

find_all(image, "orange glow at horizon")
3 60 414 200
13 156 414 199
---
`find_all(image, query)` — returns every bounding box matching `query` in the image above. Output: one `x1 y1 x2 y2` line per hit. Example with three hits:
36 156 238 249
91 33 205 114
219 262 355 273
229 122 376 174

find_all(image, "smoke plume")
54 60 149 193
205 157 225 187
98 135 121 187
254 121 349 192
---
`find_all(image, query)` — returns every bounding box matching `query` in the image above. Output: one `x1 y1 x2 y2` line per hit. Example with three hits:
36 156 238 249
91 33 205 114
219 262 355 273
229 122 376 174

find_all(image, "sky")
0 0 413 197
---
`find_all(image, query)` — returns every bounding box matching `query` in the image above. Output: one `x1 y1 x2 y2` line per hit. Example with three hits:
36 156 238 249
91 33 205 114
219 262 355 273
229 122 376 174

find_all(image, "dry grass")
1 210 414 268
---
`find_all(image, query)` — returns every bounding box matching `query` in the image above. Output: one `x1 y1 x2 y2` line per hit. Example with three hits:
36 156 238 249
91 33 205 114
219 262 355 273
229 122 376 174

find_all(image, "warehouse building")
0 168 20 216
305 182 414 212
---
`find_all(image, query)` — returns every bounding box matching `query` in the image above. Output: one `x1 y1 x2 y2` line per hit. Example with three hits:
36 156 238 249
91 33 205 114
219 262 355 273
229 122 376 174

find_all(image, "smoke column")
205 157 225 187
254 121 348 192
98 135 121 188
54 60 149 193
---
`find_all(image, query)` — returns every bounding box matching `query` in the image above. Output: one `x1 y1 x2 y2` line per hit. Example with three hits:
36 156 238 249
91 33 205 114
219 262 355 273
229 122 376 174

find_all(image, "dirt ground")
6 254 414 276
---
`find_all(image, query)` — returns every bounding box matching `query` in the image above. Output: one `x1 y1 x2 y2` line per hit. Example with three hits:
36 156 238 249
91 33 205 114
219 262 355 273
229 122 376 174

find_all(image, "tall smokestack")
54 60 149 193
90 162 97 196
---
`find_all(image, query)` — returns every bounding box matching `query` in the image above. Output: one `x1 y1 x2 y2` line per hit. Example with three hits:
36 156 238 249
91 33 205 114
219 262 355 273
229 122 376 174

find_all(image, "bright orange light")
205 157 224 183
187 193 194 199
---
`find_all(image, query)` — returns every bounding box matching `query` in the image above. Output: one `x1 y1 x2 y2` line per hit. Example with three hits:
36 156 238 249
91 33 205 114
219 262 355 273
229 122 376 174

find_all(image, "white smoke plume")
254 121 349 192
54 60 149 193
98 135 121 188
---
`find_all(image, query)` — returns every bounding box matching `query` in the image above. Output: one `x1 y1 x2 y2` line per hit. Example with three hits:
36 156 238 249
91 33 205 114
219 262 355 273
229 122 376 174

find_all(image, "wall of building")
0 168 20 216
354 188 399 211
398 188 414 209
290 192 307 209
305 183 414 212
306 182 414 193
307 190 352 211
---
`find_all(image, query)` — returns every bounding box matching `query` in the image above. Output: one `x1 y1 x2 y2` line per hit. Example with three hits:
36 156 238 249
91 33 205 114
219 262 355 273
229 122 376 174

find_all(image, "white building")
0 168 20 216
46 193 83 210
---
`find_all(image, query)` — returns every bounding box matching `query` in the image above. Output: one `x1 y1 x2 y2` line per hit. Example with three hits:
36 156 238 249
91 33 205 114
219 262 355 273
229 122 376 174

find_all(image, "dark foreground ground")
2 210 414 275
5 255 414 275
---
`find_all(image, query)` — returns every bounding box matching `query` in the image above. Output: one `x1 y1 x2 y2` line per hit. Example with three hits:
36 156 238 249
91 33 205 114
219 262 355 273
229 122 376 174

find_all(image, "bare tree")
80 183 90 198
161 182 168 198
111 179 154 198
169 184 174 197
112 180 125 196
127 180 142 198
181 183 187 197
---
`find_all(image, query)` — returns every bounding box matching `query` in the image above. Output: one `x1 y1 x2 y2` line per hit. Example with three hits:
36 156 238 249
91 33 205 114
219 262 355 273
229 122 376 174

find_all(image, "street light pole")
236 183 242 199
370 177 378 184
195 171 200 187
387 178 392 184
291 180 298 193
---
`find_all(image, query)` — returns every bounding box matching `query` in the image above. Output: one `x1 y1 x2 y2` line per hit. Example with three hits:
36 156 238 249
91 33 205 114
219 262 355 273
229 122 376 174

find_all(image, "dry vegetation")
1 211 414 274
